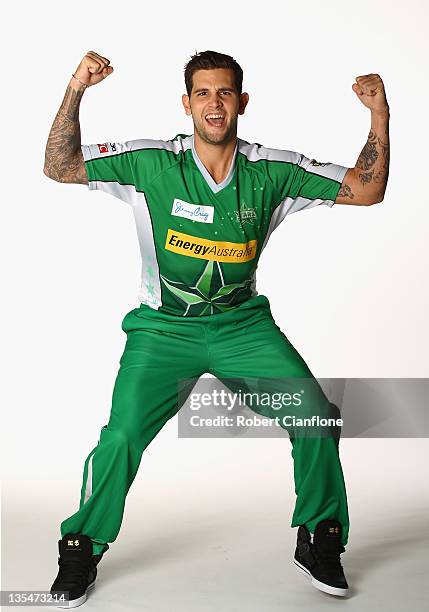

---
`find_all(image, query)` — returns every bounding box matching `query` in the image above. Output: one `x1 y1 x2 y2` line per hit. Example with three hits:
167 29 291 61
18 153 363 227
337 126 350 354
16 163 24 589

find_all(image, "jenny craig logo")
172 198 214 223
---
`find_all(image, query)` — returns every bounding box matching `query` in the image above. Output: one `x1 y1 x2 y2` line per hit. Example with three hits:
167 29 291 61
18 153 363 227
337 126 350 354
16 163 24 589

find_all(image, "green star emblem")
235 201 257 226
160 260 252 316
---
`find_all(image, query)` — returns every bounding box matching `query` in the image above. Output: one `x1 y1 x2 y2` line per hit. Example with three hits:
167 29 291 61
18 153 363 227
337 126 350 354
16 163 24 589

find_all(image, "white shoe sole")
55 579 96 608
294 559 348 597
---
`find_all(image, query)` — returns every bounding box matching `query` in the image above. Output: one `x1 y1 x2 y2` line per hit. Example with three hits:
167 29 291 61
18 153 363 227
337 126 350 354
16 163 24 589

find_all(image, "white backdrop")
2 1 429 609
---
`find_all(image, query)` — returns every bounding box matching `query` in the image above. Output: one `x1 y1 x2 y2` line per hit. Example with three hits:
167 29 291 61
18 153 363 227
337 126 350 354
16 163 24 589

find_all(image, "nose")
208 92 223 107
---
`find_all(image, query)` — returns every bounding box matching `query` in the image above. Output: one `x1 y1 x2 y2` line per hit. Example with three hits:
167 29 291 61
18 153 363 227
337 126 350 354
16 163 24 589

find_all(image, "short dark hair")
184 50 243 96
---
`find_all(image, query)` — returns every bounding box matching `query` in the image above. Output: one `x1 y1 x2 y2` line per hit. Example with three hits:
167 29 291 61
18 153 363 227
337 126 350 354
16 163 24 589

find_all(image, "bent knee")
99 425 136 447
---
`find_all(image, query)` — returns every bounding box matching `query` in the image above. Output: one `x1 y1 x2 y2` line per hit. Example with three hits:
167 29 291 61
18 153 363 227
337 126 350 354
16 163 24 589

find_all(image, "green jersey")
81 134 348 316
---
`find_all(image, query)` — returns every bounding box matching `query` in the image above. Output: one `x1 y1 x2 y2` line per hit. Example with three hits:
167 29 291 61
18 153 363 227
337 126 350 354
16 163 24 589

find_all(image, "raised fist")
73 51 114 87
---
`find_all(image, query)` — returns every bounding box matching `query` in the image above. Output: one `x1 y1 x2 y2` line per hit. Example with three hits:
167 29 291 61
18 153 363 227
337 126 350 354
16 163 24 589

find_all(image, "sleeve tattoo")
44 85 88 184
338 123 390 202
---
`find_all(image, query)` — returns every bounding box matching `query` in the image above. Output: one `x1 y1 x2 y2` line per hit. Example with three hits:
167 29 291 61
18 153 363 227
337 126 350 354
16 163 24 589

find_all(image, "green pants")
60 294 349 555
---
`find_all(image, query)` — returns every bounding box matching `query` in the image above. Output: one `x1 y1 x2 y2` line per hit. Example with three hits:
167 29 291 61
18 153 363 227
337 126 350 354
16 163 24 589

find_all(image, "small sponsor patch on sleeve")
310 159 331 167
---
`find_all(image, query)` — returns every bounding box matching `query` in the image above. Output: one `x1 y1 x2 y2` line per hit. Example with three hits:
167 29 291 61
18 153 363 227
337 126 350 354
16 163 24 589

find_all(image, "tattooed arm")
43 78 88 183
43 51 114 184
335 73 390 206
336 111 390 205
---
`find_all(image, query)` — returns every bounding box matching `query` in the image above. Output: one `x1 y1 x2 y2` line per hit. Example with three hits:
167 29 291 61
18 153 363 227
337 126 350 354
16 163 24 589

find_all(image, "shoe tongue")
60 534 92 556
314 520 342 551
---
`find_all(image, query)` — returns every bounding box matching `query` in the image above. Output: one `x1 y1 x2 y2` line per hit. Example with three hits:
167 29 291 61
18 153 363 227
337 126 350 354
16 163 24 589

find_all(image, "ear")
238 92 249 115
182 93 192 116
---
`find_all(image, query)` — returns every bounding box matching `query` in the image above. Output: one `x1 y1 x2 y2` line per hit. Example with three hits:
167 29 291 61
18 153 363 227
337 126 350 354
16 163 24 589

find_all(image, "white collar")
191 134 237 194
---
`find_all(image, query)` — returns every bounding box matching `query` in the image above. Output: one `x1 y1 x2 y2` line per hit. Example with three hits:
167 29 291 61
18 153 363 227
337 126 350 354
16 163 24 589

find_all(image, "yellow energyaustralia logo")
165 229 257 263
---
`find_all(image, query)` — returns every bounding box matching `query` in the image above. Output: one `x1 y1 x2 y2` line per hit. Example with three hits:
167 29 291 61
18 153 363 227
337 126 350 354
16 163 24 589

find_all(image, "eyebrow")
193 87 235 94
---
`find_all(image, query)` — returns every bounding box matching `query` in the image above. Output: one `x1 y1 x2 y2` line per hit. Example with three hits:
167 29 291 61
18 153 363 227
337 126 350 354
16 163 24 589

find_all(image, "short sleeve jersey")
81 134 348 316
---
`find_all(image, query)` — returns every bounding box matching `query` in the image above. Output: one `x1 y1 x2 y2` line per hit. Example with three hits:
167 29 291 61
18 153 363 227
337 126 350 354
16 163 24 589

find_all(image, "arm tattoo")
44 85 88 183
358 169 374 185
337 182 354 199
373 137 390 184
355 122 390 197
356 129 379 172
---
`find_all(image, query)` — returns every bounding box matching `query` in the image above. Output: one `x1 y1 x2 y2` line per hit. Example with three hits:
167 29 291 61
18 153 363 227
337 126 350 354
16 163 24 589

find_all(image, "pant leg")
60 306 207 555
208 296 350 546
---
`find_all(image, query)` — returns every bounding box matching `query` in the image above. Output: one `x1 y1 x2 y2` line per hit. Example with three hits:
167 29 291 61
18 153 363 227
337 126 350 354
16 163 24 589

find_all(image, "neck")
193 132 237 185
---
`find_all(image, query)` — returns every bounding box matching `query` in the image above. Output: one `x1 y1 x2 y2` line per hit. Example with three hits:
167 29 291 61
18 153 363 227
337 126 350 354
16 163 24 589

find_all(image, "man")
44 50 389 607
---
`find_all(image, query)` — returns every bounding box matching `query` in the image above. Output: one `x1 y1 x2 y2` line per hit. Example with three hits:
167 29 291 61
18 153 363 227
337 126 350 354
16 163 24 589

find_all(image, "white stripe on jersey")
237 139 347 182
83 182 162 307
84 178 136 204
81 136 193 163
133 191 162 309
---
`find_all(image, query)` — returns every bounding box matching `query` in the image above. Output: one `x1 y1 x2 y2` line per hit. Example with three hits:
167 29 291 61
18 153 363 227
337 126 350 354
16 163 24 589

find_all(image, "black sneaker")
50 533 103 608
293 519 349 597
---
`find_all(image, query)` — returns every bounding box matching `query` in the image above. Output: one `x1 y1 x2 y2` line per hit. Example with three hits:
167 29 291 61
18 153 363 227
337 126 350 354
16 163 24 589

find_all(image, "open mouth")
205 113 225 128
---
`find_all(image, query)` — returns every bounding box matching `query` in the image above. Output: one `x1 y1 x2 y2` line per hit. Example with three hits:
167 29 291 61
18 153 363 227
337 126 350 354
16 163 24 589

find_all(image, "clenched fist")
352 73 389 114
73 51 114 87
